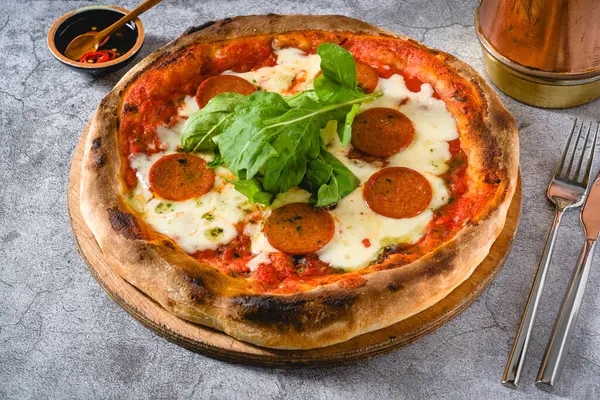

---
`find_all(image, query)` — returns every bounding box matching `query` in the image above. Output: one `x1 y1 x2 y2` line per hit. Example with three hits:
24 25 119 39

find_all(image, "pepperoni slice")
351 107 414 158
363 167 432 219
264 203 335 255
149 154 215 201
355 60 379 94
195 75 256 109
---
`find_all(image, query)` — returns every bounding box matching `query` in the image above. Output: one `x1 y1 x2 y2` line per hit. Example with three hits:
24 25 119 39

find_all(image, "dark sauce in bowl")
49 7 143 75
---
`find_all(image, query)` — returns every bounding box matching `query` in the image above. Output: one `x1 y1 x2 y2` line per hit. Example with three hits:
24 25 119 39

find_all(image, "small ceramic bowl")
47 5 145 76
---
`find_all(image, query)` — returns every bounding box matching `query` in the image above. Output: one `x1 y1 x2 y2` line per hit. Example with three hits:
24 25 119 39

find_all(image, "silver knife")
536 173 600 392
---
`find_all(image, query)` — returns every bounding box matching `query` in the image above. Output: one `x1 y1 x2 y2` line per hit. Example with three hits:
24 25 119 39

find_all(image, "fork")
502 119 598 389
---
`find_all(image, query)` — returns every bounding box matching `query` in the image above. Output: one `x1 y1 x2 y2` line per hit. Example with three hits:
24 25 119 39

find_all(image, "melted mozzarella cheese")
126 48 459 272
156 124 183 151
316 172 449 269
251 126 452 270
128 156 259 253
362 75 458 175
225 48 321 94
143 182 249 253
249 75 458 270
315 76 457 270
179 95 200 117
127 105 256 254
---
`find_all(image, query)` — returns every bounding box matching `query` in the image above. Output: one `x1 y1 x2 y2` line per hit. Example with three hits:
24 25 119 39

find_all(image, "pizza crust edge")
80 14 519 349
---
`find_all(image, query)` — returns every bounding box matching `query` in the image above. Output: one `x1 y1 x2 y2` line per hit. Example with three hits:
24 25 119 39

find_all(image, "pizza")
80 15 518 349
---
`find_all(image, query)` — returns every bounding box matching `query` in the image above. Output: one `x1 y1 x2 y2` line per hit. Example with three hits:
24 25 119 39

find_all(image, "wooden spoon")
65 0 162 61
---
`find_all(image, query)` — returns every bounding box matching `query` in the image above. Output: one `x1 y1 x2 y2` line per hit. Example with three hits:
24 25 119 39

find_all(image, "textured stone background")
1 0 599 399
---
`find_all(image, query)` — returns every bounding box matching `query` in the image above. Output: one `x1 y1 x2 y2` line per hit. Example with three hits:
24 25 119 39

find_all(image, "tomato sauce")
119 31 488 294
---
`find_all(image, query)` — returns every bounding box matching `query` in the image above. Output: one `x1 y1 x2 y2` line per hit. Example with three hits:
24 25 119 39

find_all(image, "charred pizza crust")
80 15 518 349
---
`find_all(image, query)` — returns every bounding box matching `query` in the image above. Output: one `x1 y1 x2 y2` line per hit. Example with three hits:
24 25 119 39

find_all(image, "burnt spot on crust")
108 208 143 240
92 154 106 168
232 296 308 329
191 277 203 286
136 247 146 262
481 134 503 170
187 276 211 303
208 18 238 37
123 103 138 114
98 96 114 112
183 21 217 36
386 282 405 293
421 251 455 278
162 240 175 250
493 108 513 131
452 91 469 103
484 171 502 185
231 294 358 331
320 295 358 309
154 47 196 71
220 17 234 26
90 137 106 168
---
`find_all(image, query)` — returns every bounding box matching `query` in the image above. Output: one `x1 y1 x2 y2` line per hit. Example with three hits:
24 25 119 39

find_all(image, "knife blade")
581 174 600 240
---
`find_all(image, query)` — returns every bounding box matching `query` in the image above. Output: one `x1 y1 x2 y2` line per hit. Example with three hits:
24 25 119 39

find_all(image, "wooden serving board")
68 127 521 367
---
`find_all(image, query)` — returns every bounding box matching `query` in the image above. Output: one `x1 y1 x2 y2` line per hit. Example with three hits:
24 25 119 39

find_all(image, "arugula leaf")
180 92 244 152
316 43 357 87
181 43 382 207
321 150 360 200
339 103 361 146
214 88 379 186
213 91 289 179
302 150 360 206
302 157 333 194
313 73 365 105
207 154 224 168
232 177 274 206
261 96 328 193
284 89 315 106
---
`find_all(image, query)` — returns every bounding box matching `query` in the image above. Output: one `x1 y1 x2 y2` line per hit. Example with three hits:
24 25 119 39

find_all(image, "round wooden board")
68 125 521 367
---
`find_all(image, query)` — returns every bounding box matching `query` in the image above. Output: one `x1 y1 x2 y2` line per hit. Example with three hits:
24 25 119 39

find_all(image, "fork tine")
573 122 593 182
564 121 585 179
581 121 599 187
555 119 578 178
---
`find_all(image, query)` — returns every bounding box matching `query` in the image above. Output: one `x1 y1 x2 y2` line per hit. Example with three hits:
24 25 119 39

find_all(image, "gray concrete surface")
1 0 600 399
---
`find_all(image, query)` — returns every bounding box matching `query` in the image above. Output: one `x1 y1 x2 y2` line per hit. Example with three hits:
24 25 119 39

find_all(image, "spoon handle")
99 0 163 37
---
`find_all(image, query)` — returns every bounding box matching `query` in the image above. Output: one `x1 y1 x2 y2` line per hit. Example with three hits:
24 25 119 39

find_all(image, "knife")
536 173 600 392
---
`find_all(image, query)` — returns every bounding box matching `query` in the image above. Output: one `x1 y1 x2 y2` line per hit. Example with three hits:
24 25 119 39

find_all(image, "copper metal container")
475 0 600 108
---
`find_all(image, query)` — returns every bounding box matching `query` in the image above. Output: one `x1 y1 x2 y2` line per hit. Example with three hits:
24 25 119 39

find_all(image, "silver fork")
502 119 598 389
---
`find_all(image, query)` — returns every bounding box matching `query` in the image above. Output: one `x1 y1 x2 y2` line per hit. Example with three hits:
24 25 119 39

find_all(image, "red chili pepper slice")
79 49 117 64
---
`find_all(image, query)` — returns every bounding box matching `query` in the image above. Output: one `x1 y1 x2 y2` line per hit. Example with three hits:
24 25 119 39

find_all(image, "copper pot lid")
477 0 600 79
